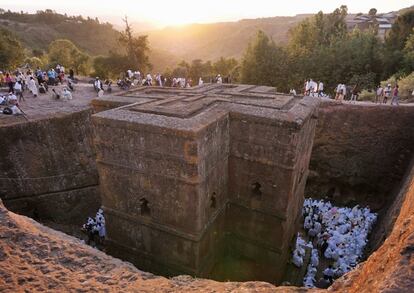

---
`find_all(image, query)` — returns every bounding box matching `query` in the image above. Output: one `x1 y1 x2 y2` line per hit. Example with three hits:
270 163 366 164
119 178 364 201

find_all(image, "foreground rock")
0 200 305 292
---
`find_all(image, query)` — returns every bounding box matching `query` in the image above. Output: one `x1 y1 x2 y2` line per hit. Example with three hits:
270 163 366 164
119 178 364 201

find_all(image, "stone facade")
0 109 100 225
306 101 414 211
93 84 319 283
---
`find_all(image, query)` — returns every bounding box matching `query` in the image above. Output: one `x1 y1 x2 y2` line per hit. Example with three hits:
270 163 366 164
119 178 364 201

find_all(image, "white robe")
28 79 38 95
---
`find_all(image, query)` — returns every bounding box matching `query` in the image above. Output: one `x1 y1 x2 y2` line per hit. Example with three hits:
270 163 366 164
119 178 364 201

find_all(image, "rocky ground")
0 80 121 126
0 200 309 292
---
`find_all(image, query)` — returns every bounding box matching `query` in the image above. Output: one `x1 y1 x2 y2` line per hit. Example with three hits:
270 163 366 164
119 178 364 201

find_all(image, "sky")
0 0 413 27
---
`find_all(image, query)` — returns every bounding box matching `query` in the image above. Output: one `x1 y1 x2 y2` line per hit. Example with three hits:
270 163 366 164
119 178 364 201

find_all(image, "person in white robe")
27 77 38 97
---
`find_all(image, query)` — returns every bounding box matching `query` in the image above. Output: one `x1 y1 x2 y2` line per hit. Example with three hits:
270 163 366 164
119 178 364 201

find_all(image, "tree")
0 28 24 70
383 10 414 77
24 57 43 69
48 39 90 74
119 17 151 73
402 29 414 73
213 57 238 77
171 60 190 78
92 53 129 79
189 59 204 81
289 6 348 53
369 8 377 17
240 31 290 90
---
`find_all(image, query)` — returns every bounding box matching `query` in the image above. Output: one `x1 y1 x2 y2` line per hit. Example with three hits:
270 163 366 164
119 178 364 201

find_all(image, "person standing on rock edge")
391 84 400 106
375 85 384 104
14 80 24 102
383 84 392 104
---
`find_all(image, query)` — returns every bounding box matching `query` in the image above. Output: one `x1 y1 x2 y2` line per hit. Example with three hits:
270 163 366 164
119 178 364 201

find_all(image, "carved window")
210 192 217 208
140 198 151 216
251 182 262 197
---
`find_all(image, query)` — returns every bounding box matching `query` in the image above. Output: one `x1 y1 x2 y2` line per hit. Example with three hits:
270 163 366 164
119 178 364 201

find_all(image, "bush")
359 90 375 101
398 72 414 99
381 75 398 88
24 57 43 69
381 72 414 100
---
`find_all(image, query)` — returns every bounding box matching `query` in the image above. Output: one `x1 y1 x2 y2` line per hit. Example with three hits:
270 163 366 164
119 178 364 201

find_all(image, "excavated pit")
1 83 414 291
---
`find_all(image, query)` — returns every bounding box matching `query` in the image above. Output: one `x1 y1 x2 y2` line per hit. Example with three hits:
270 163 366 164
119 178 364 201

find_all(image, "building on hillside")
346 11 398 41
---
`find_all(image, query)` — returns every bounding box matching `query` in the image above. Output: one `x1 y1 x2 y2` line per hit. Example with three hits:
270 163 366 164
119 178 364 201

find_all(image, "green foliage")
403 30 414 73
48 39 90 75
92 18 152 78
359 90 375 101
92 53 129 79
381 75 398 88
0 10 120 58
24 56 43 68
241 6 383 93
166 57 238 82
383 9 414 77
213 57 238 77
380 73 414 100
397 72 414 99
288 6 348 52
0 28 24 70
241 31 290 91
119 18 151 73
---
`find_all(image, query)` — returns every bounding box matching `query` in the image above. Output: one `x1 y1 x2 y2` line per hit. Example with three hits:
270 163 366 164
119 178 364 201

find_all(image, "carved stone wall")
93 84 319 283
0 109 100 225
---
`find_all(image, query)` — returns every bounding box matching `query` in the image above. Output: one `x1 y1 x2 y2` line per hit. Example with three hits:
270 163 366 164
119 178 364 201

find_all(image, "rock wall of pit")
330 156 414 293
0 109 100 225
307 101 414 211
2 140 414 292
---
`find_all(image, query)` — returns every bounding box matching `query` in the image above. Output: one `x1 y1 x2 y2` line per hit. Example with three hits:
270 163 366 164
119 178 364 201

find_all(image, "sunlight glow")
0 0 413 27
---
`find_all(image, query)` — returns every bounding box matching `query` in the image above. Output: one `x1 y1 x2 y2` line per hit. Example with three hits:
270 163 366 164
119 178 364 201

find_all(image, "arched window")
140 198 151 216
251 182 262 197
210 192 217 208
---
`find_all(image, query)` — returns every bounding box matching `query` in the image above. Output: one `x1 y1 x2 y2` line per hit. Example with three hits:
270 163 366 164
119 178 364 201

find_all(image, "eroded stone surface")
0 200 309 292
0 83 104 226
330 157 414 293
93 84 320 283
307 101 414 211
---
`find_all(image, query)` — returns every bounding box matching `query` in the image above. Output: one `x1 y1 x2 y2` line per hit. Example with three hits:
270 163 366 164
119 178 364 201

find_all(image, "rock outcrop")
0 200 304 292
330 157 414 292
307 101 414 210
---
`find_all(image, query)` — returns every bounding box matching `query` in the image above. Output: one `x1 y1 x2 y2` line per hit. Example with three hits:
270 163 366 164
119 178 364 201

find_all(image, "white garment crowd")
82 208 106 247
292 198 377 288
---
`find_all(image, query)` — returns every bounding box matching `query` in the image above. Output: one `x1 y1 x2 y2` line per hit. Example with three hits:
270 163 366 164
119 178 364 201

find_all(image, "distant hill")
1 6 411 72
0 10 177 72
145 15 311 62
0 10 120 55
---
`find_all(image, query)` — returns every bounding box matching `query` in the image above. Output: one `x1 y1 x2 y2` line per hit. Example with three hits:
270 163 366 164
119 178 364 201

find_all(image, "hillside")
146 15 310 62
0 10 310 71
0 10 120 56
0 10 177 72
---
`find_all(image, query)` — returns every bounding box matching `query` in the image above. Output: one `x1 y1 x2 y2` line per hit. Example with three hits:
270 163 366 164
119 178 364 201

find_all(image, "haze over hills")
144 15 311 62
0 6 411 72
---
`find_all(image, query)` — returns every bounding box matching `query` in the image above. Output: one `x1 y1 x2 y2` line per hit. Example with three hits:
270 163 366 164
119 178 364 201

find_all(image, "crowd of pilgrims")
106 69 225 92
0 65 74 115
292 198 377 288
81 208 106 249
299 78 401 106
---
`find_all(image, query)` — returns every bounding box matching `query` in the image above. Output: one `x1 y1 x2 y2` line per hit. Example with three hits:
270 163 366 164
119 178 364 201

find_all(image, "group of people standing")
292 198 377 288
0 70 40 101
375 83 400 105
303 79 325 97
